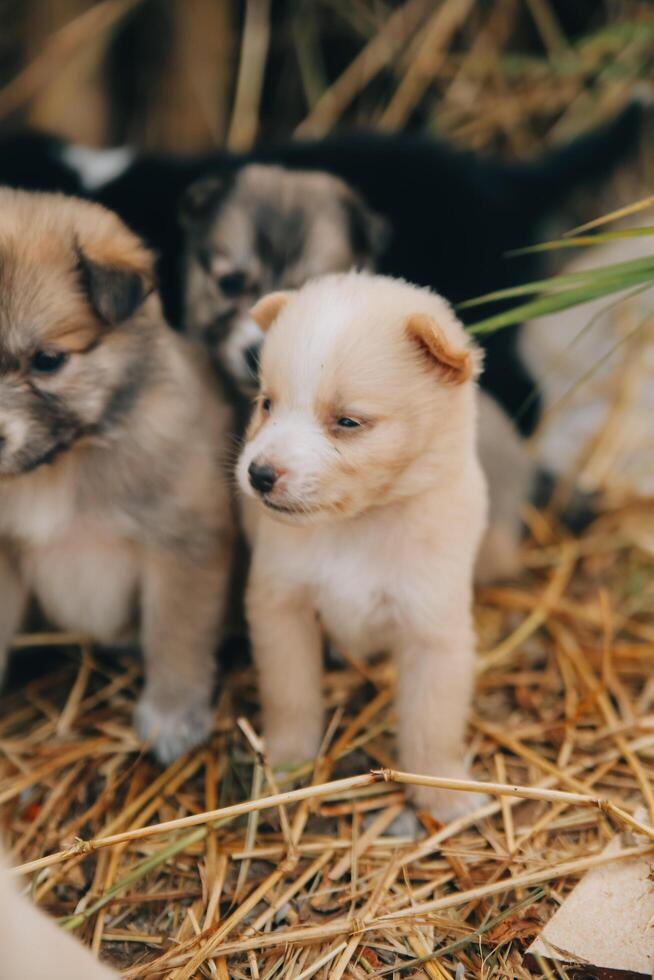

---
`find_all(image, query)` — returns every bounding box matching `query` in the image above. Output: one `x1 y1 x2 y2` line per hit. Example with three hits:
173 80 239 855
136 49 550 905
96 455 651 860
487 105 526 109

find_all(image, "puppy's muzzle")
248 460 279 495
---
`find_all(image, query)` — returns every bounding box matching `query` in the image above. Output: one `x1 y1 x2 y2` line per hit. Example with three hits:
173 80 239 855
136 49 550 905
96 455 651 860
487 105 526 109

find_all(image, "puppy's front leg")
0 547 27 684
247 576 324 767
136 541 231 764
395 619 484 822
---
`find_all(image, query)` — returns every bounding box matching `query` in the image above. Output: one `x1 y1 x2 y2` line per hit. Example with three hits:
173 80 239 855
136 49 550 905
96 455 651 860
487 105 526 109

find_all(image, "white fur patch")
0 467 76 544
0 466 138 642
21 527 138 642
217 315 263 387
60 144 134 191
0 413 30 460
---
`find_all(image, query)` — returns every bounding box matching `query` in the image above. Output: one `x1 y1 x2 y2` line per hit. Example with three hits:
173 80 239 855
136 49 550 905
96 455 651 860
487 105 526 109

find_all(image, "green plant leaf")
466 266 654 334
507 226 654 257
460 255 654 311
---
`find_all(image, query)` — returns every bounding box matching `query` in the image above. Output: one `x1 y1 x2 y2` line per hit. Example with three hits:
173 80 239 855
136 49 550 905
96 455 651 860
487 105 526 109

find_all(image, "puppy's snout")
248 460 279 495
244 343 261 378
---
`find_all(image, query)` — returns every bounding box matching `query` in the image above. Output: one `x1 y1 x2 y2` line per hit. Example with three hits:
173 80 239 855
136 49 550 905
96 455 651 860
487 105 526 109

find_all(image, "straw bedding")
1 488 654 979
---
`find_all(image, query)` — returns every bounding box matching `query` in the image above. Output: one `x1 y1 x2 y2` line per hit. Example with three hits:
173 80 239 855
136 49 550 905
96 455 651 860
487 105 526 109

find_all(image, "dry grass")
2 487 654 977
4 1 654 154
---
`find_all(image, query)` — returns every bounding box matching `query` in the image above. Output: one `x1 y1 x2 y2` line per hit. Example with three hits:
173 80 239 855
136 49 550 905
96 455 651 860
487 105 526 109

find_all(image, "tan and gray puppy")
180 163 388 393
0 189 234 763
238 273 487 820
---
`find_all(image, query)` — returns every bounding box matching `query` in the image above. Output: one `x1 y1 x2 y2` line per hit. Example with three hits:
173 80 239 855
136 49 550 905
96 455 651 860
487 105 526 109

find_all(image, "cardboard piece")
526 831 654 979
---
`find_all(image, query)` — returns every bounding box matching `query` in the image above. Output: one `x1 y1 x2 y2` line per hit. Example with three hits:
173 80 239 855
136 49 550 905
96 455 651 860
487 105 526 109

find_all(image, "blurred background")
1 0 653 158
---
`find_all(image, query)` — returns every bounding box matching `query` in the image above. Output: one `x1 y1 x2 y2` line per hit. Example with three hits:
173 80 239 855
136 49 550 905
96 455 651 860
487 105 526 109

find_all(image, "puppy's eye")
30 350 68 375
336 417 361 429
262 397 272 412
218 272 247 298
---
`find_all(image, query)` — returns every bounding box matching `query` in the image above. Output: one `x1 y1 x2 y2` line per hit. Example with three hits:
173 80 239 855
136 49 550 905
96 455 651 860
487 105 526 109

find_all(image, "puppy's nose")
244 343 261 377
248 460 278 494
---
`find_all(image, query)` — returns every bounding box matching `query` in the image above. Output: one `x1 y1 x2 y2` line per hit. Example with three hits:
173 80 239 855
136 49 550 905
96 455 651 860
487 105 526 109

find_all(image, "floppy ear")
342 190 391 262
250 292 291 332
77 250 153 326
405 313 476 385
179 173 232 226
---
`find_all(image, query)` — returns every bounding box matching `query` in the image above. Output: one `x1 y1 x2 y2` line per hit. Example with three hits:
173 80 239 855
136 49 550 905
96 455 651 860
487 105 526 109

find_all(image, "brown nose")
248 460 278 494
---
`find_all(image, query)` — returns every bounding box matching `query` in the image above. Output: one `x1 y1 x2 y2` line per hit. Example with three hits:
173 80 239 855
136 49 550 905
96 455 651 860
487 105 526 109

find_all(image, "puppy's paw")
266 724 322 769
363 807 423 839
135 694 213 765
475 524 523 584
415 787 490 824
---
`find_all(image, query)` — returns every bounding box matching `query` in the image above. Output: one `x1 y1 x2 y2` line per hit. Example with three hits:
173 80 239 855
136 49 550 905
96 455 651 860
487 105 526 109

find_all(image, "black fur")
179 172 234 226
0 131 84 196
0 350 20 375
77 251 149 325
92 355 152 435
342 193 390 263
254 202 307 276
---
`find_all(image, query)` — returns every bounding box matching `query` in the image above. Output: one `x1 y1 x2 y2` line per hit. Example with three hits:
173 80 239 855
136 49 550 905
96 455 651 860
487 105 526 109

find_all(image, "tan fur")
0 842 116 979
405 312 475 384
0 189 235 763
250 291 291 333
238 273 488 820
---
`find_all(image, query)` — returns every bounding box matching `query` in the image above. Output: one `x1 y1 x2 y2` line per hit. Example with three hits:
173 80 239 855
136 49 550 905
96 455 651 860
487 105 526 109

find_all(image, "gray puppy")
0 189 235 763
180 163 388 394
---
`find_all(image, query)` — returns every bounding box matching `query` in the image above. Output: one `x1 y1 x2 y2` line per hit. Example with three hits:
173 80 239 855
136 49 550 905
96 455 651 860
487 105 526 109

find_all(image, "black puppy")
100 103 645 431
0 102 644 431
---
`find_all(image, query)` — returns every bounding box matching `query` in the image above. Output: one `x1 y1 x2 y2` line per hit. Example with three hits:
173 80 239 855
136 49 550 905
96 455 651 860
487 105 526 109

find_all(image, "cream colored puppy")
237 273 487 819
1 844 116 979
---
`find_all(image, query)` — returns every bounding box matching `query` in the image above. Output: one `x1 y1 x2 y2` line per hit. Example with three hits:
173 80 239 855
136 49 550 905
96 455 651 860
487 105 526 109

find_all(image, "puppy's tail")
508 99 647 219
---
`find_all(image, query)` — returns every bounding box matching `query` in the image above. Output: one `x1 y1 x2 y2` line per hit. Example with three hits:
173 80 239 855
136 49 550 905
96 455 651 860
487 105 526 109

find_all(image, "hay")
4 1 654 154
2 492 654 979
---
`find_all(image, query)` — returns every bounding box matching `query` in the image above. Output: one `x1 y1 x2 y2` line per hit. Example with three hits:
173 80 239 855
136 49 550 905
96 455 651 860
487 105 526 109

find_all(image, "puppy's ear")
179 173 232 225
342 191 391 262
405 313 478 385
77 250 153 326
250 292 291 332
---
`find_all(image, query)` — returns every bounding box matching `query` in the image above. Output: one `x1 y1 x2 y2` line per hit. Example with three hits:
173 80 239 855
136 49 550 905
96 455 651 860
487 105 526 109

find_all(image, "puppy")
1 843 116 979
238 273 487 820
0 189 235 763
180 163 388 396
520 216 654 496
